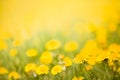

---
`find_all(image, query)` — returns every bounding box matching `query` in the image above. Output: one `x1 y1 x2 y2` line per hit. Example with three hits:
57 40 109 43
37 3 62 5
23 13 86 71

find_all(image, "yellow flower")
26 48 38 57
73 53 85 64
51 65 63 75
96 50 110 62
108 44 120 61
78 76 84 80
58 54 64 60
46 39 61 50
9 49 17 57
13 39 22 47
108 23 117 32
87 56 97 65
72 77 78 80
0 67 8 75
36 65 49 75
72 76 84 80
96 27 107 44
85 65 93 71
8 71 20 80
88 23 97 32
25 63 37 73
40 51 53 64
63 57 72 67
64 41 78 52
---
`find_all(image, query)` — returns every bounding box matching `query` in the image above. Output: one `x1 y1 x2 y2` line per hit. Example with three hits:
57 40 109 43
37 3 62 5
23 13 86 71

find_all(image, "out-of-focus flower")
40 51 53 64
88 23 97 32
108 44 120 61
96 27 107 44
26 48 38 57
9 49 17 57
36 65 49 75
8 71 20 80
85 65 93 71
0 67 8 75
51 65 62 75
64 41 78 52
108 60 114 67
46 39 61 50
13 39 22 47
108 23 117 32
73 52 85 64
63 57 72 67
25 63 37 73
96 50 110 62
72 77 78 80
87 56 97 65
58 54 64 60
72 76 84 80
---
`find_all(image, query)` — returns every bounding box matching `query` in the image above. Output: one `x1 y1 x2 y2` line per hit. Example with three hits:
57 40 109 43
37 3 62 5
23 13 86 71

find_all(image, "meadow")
0 0 120 80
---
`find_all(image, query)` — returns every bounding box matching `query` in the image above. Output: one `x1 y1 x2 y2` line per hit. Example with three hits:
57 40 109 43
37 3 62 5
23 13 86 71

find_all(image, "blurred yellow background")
0 0 120 40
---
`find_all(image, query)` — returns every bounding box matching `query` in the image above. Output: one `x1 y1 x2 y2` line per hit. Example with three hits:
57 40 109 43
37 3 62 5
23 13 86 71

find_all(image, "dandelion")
108 23 117 32
64 41 78 52
25 63 37 73
78 76 84 80
107 44 120 61
72 77 78 80
85 65 93 71
26 48 38 57
73 53 85 64
9 49 17 57
46 39 61 50
72 76 84 80
63 57 72 67
58 54 64 60
36 65 49 75
8 71 20 80
88 23 97 32
0 67 8 75
13 39 22 47
51 65 63 75
40 51 53 64
96 27 107 44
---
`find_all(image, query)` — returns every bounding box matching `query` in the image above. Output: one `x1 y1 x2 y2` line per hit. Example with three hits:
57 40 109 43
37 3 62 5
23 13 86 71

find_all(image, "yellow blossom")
72 76 84 80
9 49 17 57
88 23 97 32
85 65 93 71
58 54 64 60
40 51 53 64
63 57 72 67
72 77 78 80
26 48 38 57
51 65 62 75
0 67 8 75
25 63 37 73
87 56 96 65
78 76 84 80
64 41 78 52
13 39 22 47
36 65 49 75
96 27 107 44
46 39 61 50
108 23 117 32
8 71 20 80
